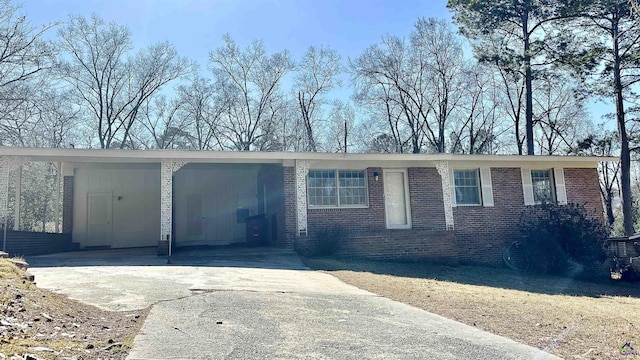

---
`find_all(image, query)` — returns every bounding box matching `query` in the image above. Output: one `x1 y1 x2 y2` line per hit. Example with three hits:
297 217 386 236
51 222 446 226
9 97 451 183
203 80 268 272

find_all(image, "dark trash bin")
246 214 267 246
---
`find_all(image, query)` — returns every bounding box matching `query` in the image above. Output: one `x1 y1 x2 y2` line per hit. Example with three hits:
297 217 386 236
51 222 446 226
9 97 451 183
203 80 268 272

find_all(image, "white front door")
384 169 411 229
87 192 113 247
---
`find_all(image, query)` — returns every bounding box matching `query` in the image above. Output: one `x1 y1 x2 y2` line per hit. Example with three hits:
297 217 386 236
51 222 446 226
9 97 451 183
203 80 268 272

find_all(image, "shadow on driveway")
27 246 307 270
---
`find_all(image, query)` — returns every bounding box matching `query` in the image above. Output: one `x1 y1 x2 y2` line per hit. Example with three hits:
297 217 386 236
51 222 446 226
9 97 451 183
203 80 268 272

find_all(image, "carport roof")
0 146 616 166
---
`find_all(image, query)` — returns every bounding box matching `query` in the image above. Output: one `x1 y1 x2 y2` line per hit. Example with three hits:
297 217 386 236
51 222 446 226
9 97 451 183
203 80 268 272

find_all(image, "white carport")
0 148 293 255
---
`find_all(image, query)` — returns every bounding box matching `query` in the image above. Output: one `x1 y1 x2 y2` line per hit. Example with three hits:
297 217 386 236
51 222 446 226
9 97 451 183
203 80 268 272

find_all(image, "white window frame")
307 169 369 209
531 169 556 204
452 169 482 206
449 167 494 207
522 167 567 206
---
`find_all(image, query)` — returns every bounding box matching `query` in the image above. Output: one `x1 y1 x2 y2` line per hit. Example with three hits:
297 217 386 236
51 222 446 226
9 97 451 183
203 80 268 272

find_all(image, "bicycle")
503 240 530 272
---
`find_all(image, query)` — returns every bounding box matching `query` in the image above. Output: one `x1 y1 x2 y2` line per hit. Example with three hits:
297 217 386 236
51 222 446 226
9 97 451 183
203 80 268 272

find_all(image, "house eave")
0 146 617 167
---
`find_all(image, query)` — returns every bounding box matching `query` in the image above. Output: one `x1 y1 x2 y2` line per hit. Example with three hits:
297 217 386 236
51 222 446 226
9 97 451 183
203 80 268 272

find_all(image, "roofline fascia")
0 146 619 164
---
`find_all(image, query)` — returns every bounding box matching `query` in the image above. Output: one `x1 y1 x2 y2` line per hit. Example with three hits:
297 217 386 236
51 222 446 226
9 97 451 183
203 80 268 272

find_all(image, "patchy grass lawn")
303 257 640 359
0 258 148 359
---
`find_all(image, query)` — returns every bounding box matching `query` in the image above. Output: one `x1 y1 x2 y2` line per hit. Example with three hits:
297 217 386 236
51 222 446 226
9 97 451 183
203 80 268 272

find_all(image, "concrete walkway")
28 250 558 359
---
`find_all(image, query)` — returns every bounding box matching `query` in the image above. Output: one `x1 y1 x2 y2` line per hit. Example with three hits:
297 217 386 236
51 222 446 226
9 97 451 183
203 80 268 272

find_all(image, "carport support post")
295 160 312 236
13 165 21 231
54 162 61 233
160 159 186 257
434 161 455 231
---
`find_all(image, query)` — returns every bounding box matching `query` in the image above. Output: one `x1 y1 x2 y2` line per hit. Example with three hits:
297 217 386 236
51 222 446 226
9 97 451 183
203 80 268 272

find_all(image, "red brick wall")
297 229 458 264
408 167 446 230
5 231 75 257
62 176 74 235
564 168 605 222
453 168 524 265
289 166 458 263
306 167 386 232
283 166 297 246
284 164 605 265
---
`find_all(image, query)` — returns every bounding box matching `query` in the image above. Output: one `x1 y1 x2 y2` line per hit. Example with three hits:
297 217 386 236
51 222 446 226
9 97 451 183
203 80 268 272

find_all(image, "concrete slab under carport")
27 249 559 360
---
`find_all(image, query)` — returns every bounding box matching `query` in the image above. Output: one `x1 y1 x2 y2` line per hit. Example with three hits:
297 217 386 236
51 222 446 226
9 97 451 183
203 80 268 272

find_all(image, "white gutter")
0 146 617 165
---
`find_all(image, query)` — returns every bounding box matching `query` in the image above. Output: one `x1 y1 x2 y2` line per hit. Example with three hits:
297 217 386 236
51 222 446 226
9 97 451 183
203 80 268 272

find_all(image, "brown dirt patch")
0 258 148 360
304 257 640 359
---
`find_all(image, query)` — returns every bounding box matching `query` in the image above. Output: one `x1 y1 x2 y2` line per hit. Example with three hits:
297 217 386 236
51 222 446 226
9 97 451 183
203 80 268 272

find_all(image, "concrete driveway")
28 249 558 360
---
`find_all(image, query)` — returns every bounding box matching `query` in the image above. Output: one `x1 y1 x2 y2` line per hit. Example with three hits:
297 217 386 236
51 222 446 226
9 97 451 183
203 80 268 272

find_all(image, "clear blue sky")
24 0 453 67
22 0 610 123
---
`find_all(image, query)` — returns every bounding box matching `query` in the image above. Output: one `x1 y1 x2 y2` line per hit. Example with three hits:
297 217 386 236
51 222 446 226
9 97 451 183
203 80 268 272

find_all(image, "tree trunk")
522 4 535 155
612 16 634 235
606 192 615 227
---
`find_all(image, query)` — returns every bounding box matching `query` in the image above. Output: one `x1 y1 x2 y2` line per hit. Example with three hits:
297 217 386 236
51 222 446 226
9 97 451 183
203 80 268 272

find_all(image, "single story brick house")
0 147 612 265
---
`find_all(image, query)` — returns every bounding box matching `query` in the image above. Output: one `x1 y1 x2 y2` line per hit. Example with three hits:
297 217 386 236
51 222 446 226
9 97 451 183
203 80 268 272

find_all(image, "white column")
54 162 61 233
160 159 186 256
295 160 312 236
435 161 455 230
13 165 21 231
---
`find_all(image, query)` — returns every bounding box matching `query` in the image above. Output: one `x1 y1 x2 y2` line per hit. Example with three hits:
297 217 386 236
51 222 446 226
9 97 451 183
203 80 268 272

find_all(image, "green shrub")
519 203 608 276
314 226 347 257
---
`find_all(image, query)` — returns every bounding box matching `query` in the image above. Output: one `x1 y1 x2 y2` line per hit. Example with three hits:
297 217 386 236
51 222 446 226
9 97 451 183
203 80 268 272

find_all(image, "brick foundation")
295 229 458 264
4 231 76 257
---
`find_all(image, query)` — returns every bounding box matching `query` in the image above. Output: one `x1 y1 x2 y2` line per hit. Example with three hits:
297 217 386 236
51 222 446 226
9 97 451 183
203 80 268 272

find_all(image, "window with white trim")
308 170 367 207
453 169 481 205
531 169 555 204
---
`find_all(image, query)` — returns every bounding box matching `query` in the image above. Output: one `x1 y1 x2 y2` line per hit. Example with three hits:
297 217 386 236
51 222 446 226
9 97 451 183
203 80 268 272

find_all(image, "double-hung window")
453 169 481 205
531 169 555 204
308 170 367 207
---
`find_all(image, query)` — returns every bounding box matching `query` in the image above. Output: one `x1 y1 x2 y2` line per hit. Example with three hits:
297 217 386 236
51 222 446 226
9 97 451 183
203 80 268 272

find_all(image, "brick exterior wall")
408 167 446 230
564 168 605 221
283 164 605 265
306 168 386 232
453 168 524 265
287 167 458 263
5 231 76 257
297 229 458 263
283 166 297 247
62 176 74 235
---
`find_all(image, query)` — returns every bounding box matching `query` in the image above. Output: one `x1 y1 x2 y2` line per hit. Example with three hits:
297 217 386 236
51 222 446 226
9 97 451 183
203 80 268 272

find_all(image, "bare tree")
177 75 229 150
533 75 591 155
351 35 429 154
412 18 466 153
131 95 189 149
351 18 467 154
449 64 507 154
209 34 294 151
0 0 56 146
326 100 355 153
294 46 342 151
56 15 191 149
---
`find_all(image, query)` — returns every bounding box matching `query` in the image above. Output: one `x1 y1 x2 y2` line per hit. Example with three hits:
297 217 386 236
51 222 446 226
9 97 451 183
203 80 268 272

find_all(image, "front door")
384 169 411 229
87 192 113 247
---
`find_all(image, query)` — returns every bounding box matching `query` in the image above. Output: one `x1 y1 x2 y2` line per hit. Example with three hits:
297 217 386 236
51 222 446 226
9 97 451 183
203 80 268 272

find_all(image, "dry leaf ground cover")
0 258 148 360
304 257 640 359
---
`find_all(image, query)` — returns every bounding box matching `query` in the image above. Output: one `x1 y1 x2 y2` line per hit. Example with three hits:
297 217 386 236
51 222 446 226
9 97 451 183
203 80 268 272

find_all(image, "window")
531 169 555 204
308 170 367 207
453 169 481 205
